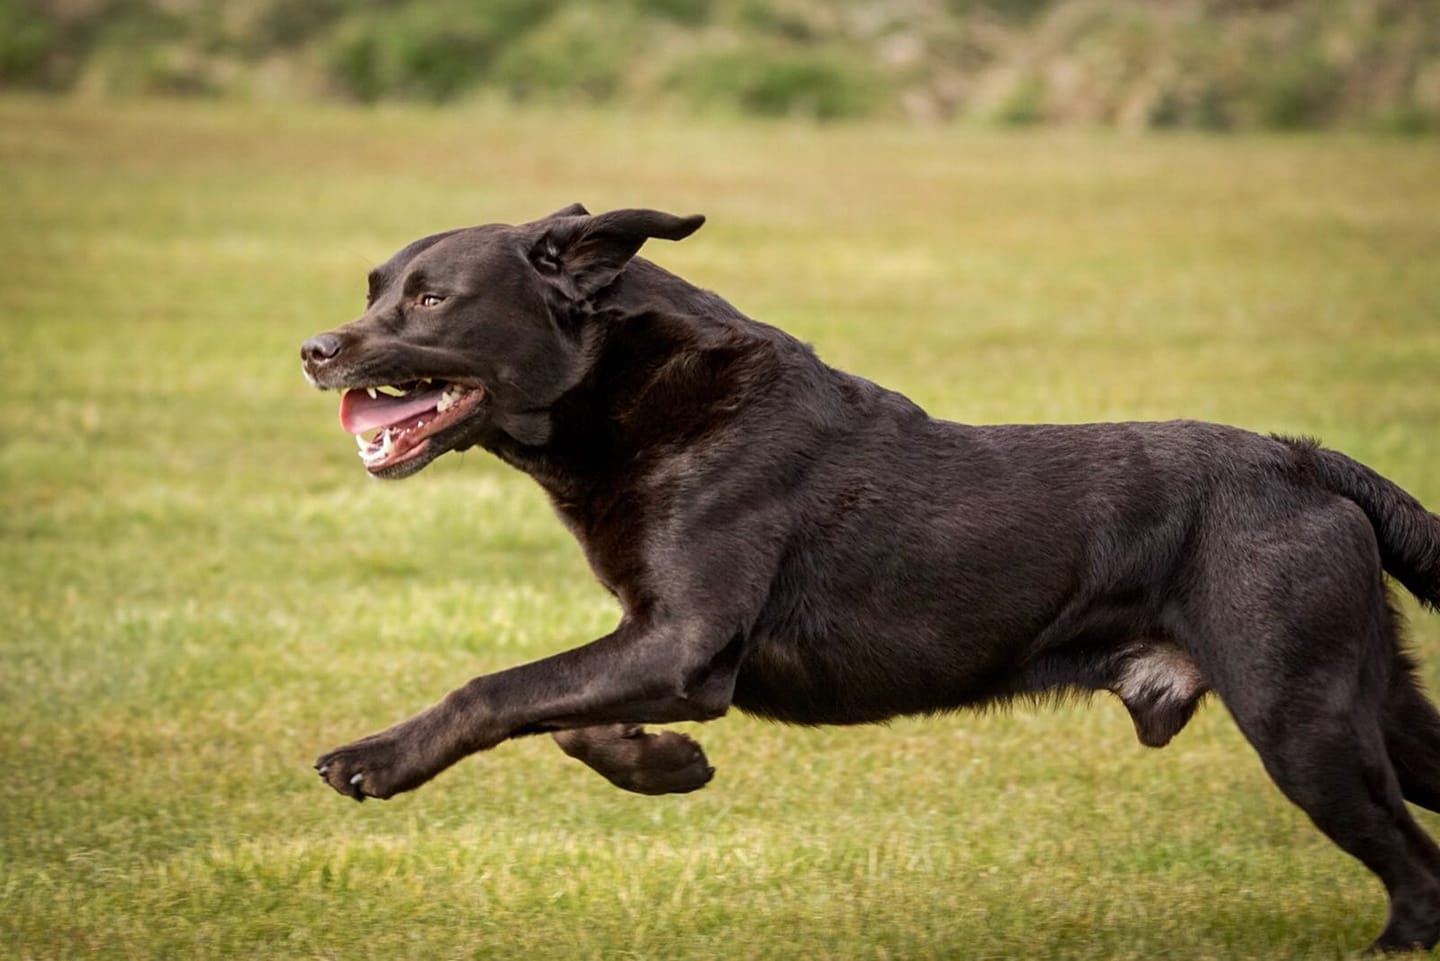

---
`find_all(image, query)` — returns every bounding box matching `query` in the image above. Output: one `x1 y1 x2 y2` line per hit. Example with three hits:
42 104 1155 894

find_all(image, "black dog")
302 205 1440 951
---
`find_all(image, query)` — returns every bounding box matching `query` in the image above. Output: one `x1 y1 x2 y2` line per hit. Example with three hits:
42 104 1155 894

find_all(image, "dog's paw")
623 728 716 795
553 725 717 795
314 732 429 802
559 726 714 795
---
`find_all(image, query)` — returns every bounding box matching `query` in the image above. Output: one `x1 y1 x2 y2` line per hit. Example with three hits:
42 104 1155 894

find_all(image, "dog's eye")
418 294 445 308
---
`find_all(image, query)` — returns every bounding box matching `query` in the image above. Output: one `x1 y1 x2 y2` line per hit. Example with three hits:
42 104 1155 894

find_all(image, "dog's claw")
315 729 429 802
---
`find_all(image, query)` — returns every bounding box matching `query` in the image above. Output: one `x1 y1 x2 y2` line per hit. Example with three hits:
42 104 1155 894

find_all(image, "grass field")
3 96 1440 960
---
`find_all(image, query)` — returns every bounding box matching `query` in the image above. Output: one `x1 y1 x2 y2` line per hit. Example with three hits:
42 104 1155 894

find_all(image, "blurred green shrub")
671 45 884 120
326 0 559 103
492 5 641 104
0 0 1436 131
0 0 55 86
993 71 1044 126
1376 101 1439 136
636 0 711 27
1254 51 1343 130
946 0 1051 23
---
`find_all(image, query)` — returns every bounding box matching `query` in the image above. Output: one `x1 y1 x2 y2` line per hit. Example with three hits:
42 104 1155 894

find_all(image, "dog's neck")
481 262 785 505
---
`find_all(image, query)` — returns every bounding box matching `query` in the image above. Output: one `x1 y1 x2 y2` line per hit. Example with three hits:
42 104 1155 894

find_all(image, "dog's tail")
1281 436 1440 608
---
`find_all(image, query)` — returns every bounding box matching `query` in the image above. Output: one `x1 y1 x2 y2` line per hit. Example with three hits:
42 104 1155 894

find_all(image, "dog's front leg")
314 622 739 801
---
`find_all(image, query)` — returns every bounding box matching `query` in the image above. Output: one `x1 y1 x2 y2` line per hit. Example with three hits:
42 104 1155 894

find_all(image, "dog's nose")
301 333 343 366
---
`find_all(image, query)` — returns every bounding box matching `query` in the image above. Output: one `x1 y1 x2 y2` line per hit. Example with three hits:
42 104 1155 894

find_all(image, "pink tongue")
338 386 445 434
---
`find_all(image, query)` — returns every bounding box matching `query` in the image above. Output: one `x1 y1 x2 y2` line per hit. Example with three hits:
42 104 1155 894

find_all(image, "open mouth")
338 379 485 475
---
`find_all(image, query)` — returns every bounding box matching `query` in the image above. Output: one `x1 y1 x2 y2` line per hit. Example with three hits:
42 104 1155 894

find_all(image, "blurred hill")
3 0 1437 130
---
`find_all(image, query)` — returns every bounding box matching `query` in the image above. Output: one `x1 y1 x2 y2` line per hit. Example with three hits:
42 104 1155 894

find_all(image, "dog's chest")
730 632 852 723
731 627 937 726
545 498 651 609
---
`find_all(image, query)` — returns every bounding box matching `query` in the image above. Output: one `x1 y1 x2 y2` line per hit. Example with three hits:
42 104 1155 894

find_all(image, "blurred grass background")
3 94 1440 960
3 3 1440 959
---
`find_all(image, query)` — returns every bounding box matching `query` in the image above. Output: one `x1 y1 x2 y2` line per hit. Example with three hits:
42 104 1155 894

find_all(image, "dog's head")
301 204 704 478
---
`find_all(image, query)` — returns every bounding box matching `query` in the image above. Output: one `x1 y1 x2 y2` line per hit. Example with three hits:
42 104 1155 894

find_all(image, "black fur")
302 205 1440 951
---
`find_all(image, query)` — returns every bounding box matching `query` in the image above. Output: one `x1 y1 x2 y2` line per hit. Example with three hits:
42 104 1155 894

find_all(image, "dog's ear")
530 208 705 298
540 202 590 220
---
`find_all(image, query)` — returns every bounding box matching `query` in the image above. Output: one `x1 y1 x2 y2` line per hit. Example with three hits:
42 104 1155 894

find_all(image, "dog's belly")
729 628 1021 725
731 623 1210 742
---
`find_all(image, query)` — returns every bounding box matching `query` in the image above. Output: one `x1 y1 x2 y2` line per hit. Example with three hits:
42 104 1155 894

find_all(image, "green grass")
3 96 1440 960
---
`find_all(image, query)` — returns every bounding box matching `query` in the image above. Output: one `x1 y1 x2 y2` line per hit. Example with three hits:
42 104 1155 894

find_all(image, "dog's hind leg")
1384 651 1440 814
1191 511 1440 951
552 724 715 795
1210 658 1440 950
1241 700 1440 951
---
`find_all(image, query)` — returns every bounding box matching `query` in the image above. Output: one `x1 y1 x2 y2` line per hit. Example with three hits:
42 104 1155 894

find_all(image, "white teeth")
365 387 378 399
357 429 393 466
436 385 462 413
357 431 382 463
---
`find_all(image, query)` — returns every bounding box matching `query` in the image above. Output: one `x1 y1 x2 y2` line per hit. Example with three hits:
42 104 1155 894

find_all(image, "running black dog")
301 205 1440 951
